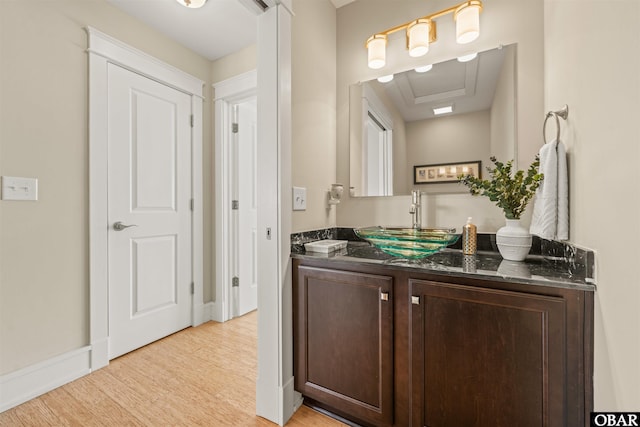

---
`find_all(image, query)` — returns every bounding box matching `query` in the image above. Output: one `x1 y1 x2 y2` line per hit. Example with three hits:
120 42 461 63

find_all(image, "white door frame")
87 27 204 370
256 2 299 425
213 70 257 322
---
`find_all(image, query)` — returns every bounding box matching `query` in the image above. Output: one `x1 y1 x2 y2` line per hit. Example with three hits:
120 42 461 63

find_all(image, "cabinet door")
409 279 566 427
294 266 394 426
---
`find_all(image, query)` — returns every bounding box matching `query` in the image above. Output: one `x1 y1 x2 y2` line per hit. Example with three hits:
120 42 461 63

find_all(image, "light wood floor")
0 311 346 426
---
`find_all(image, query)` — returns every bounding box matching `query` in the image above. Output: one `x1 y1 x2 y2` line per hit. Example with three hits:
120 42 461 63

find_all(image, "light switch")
292 187 306 211
2 176 38 201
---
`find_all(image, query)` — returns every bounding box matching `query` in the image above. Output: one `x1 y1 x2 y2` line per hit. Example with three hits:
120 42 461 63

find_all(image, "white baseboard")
256 375 299 426
202 301 217 322
284 376 302 424
91 337 109 371
0 303 231 414
0 346 91 413
208 300 225 322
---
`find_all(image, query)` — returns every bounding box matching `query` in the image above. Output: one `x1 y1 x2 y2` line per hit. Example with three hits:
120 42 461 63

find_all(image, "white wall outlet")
292 187 306 211
2 176 38 201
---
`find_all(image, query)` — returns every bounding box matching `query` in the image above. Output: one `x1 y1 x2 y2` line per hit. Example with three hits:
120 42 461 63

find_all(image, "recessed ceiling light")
415 64 433 73
433 106 453 115
377 74 394 83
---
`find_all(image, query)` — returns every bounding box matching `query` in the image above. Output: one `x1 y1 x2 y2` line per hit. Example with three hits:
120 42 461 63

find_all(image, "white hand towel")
529 139 569 240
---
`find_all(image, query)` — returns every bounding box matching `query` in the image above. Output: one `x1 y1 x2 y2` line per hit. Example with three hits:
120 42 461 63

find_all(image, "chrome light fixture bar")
366 0 483 69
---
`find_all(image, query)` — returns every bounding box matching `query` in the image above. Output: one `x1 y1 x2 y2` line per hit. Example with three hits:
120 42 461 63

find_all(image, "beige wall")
0 1 213 375
544 0 640 409
406 110 491 193
211 44 257 84
291 0 337 232
336 0 544 232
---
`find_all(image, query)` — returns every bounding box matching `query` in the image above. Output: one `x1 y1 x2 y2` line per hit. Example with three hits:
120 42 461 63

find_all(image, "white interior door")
363 113 393 197
107 63 193 359
233 97 258 317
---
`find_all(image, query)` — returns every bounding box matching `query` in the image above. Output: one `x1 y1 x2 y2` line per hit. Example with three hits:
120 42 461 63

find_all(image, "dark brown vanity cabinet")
292 258 593 427
409 279 568 427
293 264 395 426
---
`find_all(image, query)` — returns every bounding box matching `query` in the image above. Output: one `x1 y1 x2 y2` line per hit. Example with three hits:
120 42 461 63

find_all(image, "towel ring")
543 104 569 144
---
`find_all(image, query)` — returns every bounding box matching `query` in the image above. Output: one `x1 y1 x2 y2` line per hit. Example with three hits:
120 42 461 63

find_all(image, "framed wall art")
414 160 481 184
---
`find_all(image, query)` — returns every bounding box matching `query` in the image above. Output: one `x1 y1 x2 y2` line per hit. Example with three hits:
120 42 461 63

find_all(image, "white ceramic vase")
496 219 532 261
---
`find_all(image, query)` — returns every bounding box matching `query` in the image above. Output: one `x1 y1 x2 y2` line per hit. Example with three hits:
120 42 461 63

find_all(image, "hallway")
0 312 346 426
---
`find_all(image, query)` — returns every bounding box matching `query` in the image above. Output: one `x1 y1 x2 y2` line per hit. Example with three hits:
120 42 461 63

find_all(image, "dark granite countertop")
291 240 596 292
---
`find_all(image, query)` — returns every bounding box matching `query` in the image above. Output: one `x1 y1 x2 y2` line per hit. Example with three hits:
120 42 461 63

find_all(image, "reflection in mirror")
349 44 516 197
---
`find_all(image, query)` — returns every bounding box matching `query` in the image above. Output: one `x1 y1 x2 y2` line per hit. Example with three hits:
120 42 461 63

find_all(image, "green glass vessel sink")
354 226 460 259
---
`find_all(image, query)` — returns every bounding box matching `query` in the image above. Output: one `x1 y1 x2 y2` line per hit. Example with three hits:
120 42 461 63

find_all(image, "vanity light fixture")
457 52 478 62
366 35 387 69
175 0 207 8
433 105 453 115
377 74 394 83
415 64 433 73
407 19 431 57
366 0 483 69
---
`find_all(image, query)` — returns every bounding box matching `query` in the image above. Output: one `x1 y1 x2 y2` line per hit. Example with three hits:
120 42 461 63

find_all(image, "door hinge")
190 198 194 211
232 123 239 134
232 200 239 210
191 282 195 295
190 114 194 128
232 277 239 287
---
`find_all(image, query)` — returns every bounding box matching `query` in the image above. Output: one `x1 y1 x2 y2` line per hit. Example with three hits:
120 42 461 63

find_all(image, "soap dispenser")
462 217 477 255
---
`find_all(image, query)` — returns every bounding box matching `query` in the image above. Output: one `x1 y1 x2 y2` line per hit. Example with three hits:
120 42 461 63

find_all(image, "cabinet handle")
411 296 420 305
380 292 389 301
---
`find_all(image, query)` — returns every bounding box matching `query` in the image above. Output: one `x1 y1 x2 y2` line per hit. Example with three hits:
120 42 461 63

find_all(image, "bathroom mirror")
349 44 516 197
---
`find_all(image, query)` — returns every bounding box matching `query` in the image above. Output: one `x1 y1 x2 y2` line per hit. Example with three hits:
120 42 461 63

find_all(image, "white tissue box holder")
303 239 348 253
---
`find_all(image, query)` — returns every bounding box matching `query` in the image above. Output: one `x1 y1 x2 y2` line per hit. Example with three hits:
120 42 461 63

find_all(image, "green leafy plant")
459 156 544 220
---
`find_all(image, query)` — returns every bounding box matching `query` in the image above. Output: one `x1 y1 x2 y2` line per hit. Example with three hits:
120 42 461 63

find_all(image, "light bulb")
407 19 430 58
457 52 478 62
455 1 482 44
415 64 433 73
367 35 387 69
175 0 207 8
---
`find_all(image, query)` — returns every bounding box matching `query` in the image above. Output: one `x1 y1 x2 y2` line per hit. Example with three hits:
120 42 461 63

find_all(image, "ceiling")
371 46 507 122
105 0 260 61
106 0 353 62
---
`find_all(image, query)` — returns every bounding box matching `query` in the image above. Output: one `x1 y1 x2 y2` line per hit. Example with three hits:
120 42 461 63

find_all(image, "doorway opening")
214 70 258 322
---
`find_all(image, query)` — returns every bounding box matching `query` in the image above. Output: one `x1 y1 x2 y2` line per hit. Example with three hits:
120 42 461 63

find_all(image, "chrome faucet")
410 189 421 229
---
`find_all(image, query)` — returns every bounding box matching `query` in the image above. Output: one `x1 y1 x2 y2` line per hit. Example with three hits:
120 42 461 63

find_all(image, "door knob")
113 221 138 231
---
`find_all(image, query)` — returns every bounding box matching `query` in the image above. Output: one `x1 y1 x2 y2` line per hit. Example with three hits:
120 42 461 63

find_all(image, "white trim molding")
86 27 205 369
0 346 91 412
255 4 297 425
213 70 257 323
85 27 204 98
202 302 216 323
